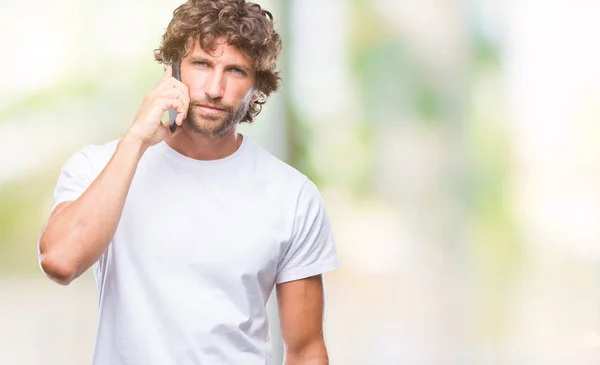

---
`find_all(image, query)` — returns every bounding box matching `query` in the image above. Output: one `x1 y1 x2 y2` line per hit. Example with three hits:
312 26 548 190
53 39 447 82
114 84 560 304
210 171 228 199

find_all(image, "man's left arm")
277 274 329 365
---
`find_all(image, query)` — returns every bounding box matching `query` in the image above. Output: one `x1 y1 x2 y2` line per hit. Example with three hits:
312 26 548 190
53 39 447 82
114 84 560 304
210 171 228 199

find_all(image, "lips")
197 104 225 114
198 104 224 110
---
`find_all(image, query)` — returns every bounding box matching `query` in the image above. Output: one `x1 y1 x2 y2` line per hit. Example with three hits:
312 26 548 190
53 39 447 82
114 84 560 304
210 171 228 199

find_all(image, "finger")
175 80 190 101
161 78 189 100
158 74 189 97
157 79 183 95
176 104 188 126
162 65 173 81
176 87 191 112
173 81 190 108
177 100 187 126
160 97 186 115
161 88 180 100
164 92 189 121
164 86 186 100
156 97 184 125
161 86 190 116
162 118 183 138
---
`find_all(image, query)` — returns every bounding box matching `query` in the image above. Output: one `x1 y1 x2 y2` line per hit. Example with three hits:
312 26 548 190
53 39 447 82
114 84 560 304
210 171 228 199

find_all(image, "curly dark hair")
154 0 283 124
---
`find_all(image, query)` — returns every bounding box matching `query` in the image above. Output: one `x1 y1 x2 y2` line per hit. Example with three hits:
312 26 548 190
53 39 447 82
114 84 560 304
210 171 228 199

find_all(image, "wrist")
120 131 149 159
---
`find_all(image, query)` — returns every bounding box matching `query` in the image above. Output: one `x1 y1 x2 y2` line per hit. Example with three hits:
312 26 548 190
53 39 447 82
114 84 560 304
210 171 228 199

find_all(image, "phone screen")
168 61 181 132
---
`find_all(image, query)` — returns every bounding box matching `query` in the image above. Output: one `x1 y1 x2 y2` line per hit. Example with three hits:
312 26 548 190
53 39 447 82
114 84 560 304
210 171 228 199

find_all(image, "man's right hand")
127 65 190 147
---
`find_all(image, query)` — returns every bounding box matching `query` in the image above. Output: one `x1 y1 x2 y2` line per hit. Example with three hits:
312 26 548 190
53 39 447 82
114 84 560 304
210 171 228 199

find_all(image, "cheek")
229 84 254 104
238 89 254 106
186 82 204 99
182 74 206 98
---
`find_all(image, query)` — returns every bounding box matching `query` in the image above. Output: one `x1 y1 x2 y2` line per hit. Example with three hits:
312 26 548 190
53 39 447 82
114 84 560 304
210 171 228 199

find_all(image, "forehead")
186 38 253 68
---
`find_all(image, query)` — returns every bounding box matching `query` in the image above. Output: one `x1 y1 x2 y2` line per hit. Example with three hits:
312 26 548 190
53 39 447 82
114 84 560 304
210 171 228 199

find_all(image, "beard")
184 92 251 138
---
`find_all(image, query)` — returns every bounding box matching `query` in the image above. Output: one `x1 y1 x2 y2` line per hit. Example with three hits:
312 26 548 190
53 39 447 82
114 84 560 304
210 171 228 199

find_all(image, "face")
180 38 256 137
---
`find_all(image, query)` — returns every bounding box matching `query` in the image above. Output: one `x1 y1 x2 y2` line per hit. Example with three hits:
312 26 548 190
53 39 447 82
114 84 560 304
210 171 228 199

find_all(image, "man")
37 1 340 364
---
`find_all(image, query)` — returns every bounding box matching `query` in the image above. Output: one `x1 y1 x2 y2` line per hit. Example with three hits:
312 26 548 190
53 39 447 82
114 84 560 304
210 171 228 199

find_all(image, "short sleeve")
275 179 341 284
47 147 110 281
51 149 96 212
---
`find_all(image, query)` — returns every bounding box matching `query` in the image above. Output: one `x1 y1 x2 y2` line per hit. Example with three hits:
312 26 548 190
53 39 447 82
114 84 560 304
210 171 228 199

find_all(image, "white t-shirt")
50 135 340 365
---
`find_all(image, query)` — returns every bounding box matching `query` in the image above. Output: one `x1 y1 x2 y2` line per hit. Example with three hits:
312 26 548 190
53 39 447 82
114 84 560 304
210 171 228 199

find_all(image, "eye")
230 67 247 76
194 61 208 67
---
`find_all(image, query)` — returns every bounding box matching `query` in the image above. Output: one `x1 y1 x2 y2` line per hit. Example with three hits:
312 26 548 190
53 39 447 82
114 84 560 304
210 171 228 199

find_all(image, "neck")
165 125 242 160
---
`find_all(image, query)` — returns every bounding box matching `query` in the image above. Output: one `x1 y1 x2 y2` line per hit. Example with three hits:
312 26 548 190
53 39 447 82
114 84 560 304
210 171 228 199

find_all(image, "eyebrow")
188 56 253 74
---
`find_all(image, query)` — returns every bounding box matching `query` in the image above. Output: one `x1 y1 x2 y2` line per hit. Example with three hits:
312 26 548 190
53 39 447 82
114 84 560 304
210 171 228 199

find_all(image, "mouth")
197 104 225 114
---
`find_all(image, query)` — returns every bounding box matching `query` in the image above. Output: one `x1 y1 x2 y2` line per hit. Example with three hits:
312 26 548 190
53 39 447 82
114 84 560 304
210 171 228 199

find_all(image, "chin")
185 117 231 137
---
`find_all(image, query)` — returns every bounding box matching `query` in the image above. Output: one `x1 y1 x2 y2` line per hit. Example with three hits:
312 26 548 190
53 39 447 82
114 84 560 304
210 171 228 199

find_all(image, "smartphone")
168 61 181 132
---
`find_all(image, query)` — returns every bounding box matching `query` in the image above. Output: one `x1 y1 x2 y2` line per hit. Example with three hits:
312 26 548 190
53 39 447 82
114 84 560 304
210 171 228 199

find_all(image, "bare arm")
39 134 146 285
277 275 329 365
38 65 189 285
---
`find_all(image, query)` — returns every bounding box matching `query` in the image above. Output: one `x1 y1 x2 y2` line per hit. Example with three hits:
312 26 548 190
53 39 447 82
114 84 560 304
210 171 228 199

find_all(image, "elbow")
40 254 77 286
38 238 77 286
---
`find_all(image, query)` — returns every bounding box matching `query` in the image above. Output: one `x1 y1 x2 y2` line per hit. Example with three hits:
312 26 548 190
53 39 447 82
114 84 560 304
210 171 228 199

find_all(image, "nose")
204 70 225 99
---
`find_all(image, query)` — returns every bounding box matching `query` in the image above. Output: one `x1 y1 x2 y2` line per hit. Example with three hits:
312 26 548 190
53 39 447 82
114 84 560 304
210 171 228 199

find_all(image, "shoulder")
78 139 119 163
63 139 119 176
78 139 119 165
244 138 309 189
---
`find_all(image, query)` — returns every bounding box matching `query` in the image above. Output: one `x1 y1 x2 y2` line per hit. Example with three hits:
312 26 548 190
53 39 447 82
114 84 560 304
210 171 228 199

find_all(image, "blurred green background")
3 0 600 364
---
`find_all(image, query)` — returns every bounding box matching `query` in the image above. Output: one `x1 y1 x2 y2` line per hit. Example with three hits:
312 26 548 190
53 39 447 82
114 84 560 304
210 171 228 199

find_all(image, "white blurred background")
2 0 600 364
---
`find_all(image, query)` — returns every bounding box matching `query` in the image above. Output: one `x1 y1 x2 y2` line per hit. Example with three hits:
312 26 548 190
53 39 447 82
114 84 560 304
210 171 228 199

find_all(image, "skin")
163 38 258 160
277 275 330 365
38 36 329 364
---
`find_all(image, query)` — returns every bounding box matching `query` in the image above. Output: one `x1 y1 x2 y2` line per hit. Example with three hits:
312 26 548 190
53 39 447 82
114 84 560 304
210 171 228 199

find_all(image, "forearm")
39 133 147 284
286 357 328 365
284 340 329 365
